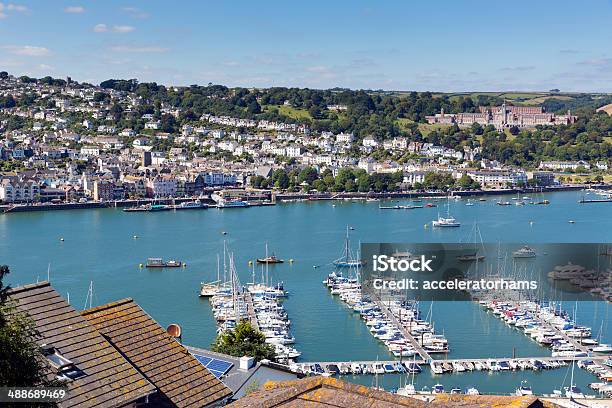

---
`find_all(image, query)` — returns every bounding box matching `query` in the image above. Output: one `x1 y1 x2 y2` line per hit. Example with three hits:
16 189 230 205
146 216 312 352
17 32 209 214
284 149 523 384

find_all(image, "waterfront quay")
289 355 611 377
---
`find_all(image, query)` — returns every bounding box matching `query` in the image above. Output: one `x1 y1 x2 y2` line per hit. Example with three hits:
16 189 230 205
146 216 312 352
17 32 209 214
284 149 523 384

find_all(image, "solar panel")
194 355 212 366
192 353 233 378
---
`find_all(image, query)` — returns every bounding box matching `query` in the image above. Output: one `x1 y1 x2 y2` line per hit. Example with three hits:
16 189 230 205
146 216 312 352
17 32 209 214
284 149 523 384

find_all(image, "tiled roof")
229 377 554 408
82 298 232 408
229 376 428 408
8 282 156 408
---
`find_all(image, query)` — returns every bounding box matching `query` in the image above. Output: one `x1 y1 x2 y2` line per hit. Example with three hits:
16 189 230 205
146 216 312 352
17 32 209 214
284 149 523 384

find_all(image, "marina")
2 190 611 397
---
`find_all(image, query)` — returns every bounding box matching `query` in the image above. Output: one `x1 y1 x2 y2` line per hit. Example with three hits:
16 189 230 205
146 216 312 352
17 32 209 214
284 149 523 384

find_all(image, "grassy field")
396 118 452 136
597 103 612 115
263 104 312 121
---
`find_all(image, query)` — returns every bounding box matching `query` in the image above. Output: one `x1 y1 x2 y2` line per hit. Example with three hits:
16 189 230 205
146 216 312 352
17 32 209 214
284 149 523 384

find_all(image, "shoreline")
1 183 609 214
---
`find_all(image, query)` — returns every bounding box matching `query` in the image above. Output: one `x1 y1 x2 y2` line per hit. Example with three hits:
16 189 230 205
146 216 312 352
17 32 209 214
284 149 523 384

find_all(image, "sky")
0 0 611 92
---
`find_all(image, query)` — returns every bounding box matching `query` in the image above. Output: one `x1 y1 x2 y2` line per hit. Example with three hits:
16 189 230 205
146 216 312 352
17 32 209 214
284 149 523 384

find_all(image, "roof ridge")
81 297 133 315
6 281 51 295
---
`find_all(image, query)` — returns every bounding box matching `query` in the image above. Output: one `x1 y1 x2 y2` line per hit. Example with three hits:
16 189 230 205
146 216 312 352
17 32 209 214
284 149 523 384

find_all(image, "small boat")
465 386 479 395
516 381 533 396
145 258 183 268
592 343 612 353
512 246 537 258
257 255 284 264
432 216 460 227
432 199 460 227
456 253 485 262
425 203 437 207
497 201 512 206
432 384 445 394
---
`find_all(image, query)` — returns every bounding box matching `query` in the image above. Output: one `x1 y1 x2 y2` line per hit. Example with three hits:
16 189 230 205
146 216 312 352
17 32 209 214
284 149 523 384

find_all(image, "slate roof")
8 282 156 408
82 298 232 408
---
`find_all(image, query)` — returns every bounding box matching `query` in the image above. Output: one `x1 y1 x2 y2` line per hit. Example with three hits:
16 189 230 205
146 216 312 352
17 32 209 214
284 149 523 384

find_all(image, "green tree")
458 174 475 189
211 319 275 362
275 172 289 189
0 265 56 387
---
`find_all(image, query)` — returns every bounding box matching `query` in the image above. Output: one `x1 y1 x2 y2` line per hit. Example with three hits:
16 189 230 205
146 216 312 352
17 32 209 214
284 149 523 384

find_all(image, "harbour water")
1 190 610 395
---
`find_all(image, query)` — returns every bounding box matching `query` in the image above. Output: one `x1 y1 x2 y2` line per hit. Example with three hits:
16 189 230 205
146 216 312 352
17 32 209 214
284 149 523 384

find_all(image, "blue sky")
1 0 611 92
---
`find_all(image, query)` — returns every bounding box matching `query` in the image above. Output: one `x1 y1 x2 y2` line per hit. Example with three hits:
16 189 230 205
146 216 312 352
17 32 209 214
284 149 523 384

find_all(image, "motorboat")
515 381 533 396
512 246 536 258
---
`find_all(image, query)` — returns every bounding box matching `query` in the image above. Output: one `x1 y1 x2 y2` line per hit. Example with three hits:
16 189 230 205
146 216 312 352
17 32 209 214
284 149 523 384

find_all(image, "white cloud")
109 45 169 53
112 25 135 33
2 45 50 57
94 24 136 33
64 6 85 13
6 3 27 12
0 2 28 18
122 7 149 19
93 23 108 32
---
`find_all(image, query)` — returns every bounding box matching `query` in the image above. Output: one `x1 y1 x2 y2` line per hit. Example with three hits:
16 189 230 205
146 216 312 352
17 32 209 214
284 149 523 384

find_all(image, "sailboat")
333 226 363 267
200 254 222 297
432 198 460 227
456 224 486 262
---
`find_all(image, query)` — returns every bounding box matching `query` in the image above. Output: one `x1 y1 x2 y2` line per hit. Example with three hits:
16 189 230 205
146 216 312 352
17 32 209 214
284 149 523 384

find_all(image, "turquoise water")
1 190 610 395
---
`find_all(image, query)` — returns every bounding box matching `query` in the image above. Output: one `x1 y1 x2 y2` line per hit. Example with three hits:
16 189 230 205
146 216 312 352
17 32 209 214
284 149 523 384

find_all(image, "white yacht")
593 343 612 353
512 246 536 258
432 216 460 228
515 381 533 396
432 199 460 227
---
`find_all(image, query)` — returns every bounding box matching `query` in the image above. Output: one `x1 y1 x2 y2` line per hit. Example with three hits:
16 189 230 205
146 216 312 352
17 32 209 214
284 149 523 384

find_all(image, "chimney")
239 356 255 371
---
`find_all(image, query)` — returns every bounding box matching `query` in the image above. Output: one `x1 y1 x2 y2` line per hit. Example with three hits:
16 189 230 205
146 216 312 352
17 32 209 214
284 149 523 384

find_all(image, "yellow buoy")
182 262 186 267
289 259 294 263
248 260 253 265
139 263 143 268
424 224 428 229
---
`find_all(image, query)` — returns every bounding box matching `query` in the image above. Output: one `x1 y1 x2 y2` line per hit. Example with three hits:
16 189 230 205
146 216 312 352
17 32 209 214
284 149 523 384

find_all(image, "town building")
426 104 577 129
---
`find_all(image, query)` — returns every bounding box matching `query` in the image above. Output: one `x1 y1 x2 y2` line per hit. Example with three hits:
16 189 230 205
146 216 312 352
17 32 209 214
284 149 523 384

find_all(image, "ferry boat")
216 199 249 208
124 203 170 212
145 258 183 268
512 246 537 258
174 200 206 210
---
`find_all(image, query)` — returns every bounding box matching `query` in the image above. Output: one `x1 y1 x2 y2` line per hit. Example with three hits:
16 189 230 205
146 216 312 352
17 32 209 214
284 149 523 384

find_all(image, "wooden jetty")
374 300 433 362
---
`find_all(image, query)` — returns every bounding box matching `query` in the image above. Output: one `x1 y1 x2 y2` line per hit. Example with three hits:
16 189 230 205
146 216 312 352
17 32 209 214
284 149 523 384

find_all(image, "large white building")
464 170 527 188
538 160 591 171
146 176 177 197
0 178 40 203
